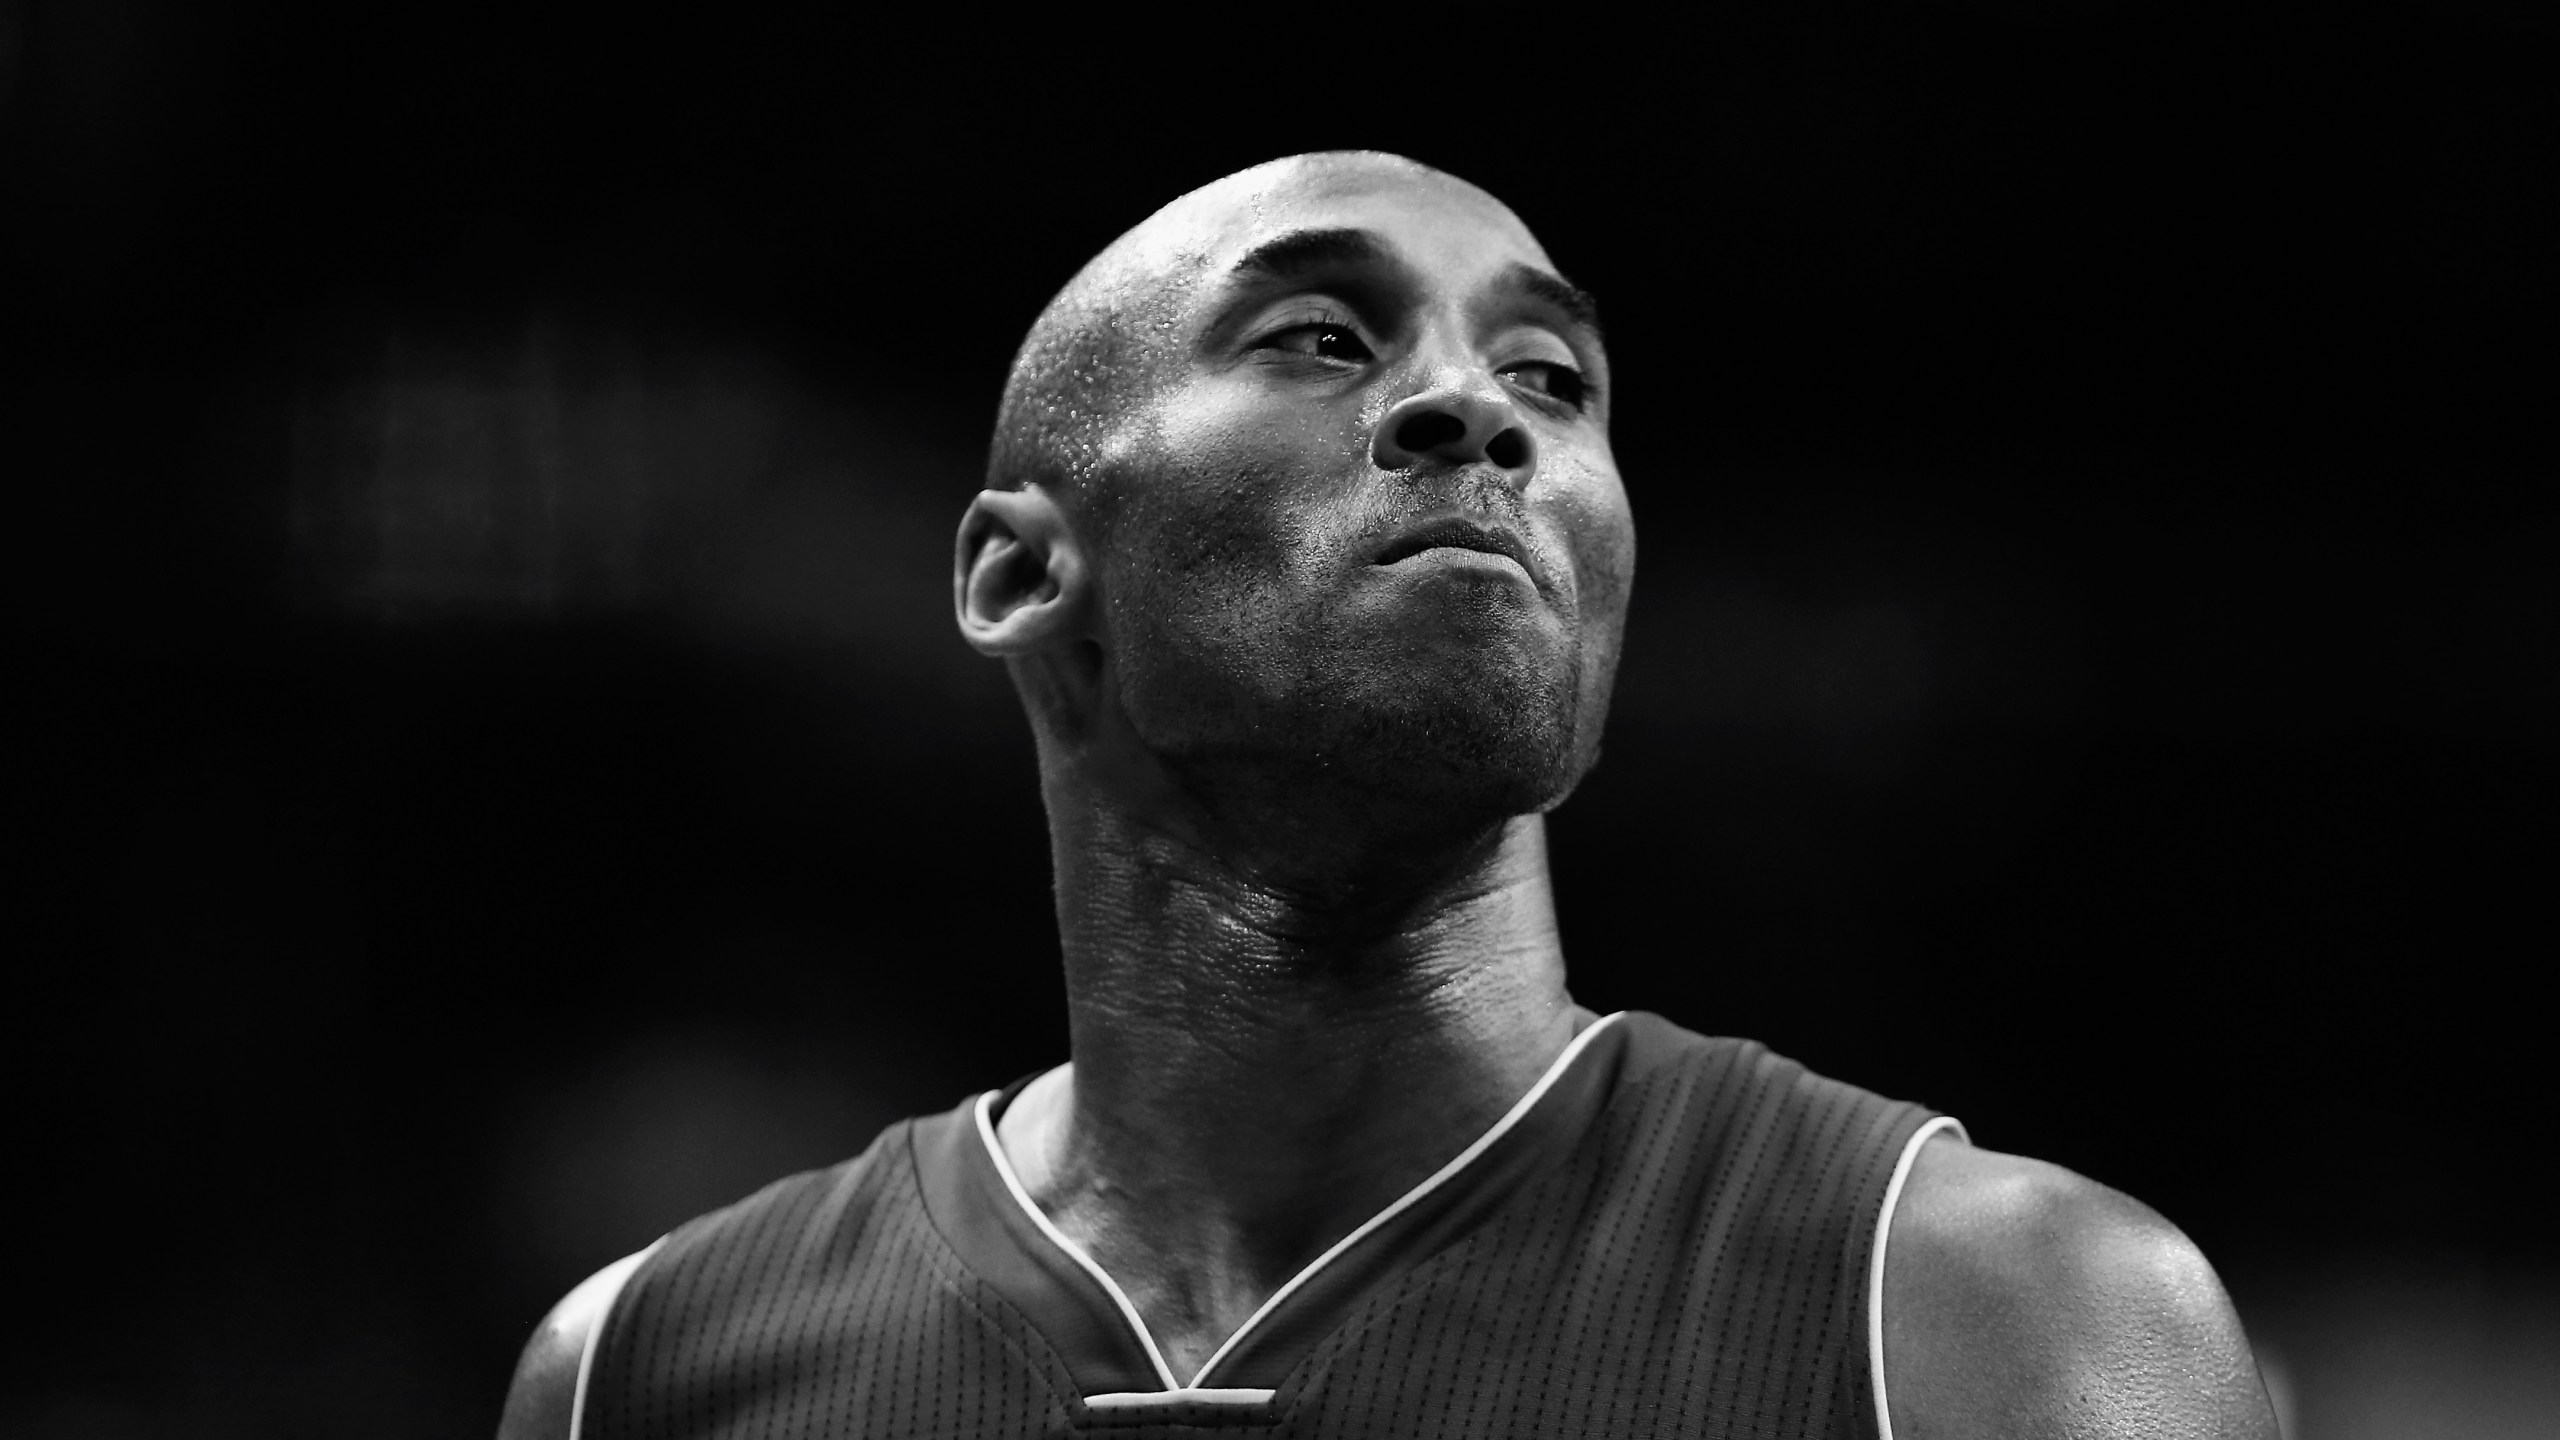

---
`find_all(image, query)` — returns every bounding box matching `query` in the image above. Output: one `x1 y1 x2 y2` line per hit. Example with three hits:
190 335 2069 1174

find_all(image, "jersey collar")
913 1012 1632 1408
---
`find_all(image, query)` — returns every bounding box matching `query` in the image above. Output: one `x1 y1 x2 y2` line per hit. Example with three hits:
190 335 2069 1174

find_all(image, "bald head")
986 152 1551 506
957 148 1629 831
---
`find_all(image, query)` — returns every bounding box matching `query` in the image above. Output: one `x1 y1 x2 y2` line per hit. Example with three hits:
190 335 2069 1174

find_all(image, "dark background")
7 2 2555 1435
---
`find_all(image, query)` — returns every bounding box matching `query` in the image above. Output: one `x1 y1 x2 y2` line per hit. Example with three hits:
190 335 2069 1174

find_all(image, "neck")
1003 771 1584 1382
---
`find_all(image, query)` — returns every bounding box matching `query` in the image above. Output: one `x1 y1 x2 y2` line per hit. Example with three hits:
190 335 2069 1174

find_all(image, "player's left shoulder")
1880 1132 2281 1440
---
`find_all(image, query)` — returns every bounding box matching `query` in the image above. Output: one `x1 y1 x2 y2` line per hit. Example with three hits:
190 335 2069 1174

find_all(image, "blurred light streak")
287 322 987 689
492 1029 910 1279
2253 1262 2560 1439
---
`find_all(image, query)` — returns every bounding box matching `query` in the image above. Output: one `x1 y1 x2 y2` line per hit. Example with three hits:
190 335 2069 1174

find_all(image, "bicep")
1881 1137 2279 1440
495 1246 657 1440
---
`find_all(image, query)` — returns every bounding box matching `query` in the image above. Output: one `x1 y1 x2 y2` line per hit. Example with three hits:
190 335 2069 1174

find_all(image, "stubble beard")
1094 453 1614 860
1289 636 1588 822
1117 577 1598 857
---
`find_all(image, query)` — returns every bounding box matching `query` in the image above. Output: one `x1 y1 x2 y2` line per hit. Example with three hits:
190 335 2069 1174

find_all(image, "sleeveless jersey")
579 1011 1955 1439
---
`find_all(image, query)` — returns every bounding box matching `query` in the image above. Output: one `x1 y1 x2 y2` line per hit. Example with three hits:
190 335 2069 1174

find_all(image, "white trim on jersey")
974 1009 1628 1397
1868 1114 1969 1440
569 1238 665 1440
975 1089 1186 1390
1084 1388 1279 1410
1186 1011 1624 1387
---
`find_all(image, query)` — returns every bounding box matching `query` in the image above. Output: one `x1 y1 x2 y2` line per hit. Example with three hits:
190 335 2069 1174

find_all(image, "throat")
993 1003 1606 1389
1009 803 1591 1388
1078 1227 1286 1389
998 1068 1332 1386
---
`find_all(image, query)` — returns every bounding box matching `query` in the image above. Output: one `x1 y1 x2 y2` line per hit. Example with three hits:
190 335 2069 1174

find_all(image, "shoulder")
495 1245 657 1440
1880 1133 2279 1440
492 1116 934 1438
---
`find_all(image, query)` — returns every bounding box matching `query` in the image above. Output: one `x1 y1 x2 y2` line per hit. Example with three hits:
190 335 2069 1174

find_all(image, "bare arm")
1882 1135 2280 1440
495 1247 655 1440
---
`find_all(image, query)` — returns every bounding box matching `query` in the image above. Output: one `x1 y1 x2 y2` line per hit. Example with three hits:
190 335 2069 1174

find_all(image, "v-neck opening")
921 1012 1630 1403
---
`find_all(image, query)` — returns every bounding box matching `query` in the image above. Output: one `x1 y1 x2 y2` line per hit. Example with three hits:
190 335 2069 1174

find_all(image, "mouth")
1371 516 1534 574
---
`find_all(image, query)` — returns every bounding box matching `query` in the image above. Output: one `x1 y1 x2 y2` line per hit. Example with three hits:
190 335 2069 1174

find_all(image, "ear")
954 486 1091 656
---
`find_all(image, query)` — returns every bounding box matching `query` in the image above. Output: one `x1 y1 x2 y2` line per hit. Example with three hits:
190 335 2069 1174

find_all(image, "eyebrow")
1501 262 1606 346
1221 226 1604 345
1228 226 1403 285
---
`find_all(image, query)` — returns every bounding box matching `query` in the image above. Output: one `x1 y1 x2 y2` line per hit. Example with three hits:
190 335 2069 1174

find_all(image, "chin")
1316 656 1592 822
1114 584 1615 826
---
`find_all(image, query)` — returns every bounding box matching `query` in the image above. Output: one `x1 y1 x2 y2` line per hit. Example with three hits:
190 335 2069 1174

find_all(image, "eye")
1504 360 1591 412
1260 321 1375 363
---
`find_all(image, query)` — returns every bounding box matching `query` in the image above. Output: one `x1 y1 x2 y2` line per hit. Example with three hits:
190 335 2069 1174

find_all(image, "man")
500 152 2279 1438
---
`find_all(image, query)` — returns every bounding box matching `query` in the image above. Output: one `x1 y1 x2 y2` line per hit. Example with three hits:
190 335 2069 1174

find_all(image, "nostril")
1486 429 1529 470
1392 411 1466 455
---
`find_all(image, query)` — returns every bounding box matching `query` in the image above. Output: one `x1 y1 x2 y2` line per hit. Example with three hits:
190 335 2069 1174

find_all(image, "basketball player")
499 153 2280 1438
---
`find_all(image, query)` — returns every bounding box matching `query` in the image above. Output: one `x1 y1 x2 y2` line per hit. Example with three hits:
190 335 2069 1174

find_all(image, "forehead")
1130 158 1557 307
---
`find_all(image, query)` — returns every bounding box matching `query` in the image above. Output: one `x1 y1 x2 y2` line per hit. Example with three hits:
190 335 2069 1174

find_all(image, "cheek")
1541 460 1637 633
1089 407 1351 689
1148 378 1348 488
1108 385 1373 594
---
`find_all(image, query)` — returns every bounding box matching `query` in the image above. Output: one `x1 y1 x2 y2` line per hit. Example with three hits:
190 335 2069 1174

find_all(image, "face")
1081 158 1635 822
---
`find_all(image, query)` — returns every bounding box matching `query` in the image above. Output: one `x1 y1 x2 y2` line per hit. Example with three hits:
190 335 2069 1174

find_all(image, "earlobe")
954 487 1090 656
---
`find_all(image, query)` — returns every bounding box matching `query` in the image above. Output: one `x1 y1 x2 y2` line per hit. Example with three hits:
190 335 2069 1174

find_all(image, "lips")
1371 516 1534 574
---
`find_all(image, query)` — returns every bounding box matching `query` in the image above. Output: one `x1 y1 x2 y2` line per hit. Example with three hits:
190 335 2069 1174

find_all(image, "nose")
1372 377 1536 486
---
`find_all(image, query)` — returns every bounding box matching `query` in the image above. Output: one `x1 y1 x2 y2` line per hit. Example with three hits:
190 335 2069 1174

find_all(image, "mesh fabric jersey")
580 1011 1948 1439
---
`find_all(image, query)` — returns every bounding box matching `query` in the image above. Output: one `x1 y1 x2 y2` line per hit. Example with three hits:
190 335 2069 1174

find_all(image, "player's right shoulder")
494 1244 660 1440
489 1115 932 1439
